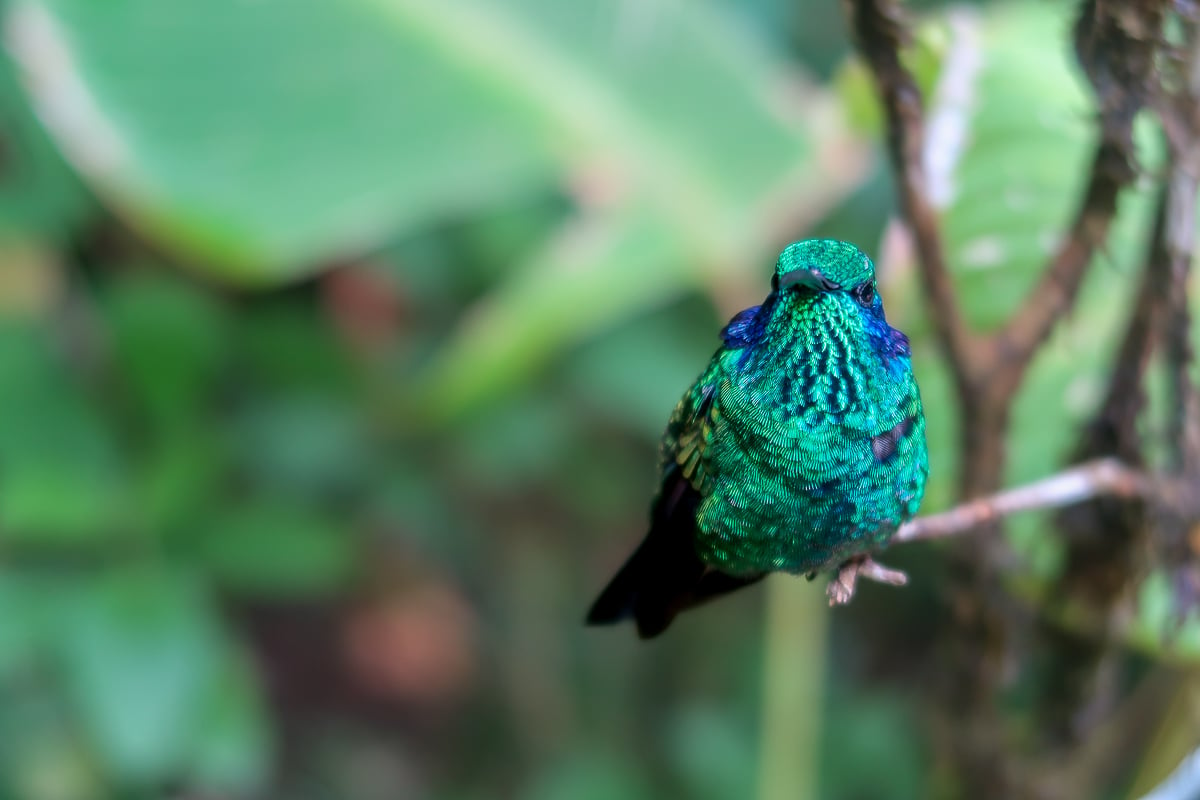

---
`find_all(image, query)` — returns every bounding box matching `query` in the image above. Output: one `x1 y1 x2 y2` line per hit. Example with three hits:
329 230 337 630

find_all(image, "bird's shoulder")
657 307 762 490
661 357 721 485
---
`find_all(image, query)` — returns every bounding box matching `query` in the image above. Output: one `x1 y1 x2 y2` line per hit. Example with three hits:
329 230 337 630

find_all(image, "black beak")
779 266 841 292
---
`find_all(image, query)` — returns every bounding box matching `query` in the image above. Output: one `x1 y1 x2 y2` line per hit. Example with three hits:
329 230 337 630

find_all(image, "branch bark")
1072 181 1171 467
845 0 978 390
1160 14 1200 480
892 459 1149 544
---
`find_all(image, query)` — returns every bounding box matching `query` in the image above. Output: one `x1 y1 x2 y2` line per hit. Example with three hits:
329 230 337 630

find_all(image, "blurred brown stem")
843 0 976 394
1160 14 1200 480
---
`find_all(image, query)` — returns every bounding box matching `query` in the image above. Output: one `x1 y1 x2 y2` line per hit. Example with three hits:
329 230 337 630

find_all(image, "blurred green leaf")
1124 570 1200 662
522 752 653 800
375 0 862 420
198 501 356 598
937 3 1093 330
57 569 223 784
185 653 272 791
0 325 126 543
230 394 373 497
0 687 100 800
411 209 691 422
448 395 576 491
0 574 45 679
237 301 354 391
104 271 229 425
137 428 226 536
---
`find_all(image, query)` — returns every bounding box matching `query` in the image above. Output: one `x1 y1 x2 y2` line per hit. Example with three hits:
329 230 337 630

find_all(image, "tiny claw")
826 556 908 607
827 566 857 606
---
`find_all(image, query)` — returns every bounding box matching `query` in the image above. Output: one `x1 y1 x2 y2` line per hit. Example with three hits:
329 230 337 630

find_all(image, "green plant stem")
757 576 827 800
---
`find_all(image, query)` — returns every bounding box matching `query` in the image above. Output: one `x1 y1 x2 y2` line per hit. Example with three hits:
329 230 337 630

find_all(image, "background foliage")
0 0 1195 798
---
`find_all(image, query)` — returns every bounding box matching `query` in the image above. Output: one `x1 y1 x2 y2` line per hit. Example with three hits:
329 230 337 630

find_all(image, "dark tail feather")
585 534 692 638
584 542 648 627
585 533 764 639
587 469 763 638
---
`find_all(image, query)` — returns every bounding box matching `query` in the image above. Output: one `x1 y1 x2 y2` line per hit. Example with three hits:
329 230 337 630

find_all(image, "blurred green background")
0 0 1195 797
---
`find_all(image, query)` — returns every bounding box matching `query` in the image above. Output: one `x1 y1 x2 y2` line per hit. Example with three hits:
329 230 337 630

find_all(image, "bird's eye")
853 282 876 307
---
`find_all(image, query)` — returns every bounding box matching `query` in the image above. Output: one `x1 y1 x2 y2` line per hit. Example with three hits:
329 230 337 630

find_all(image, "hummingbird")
586 239 928 638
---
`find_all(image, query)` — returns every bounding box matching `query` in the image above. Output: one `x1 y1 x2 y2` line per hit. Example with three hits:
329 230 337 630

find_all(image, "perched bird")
586 239 928 638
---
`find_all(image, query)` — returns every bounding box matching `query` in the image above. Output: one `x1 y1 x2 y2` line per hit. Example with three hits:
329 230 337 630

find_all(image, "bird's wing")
660 301 764 486
585 315 767 638
661 358 723 493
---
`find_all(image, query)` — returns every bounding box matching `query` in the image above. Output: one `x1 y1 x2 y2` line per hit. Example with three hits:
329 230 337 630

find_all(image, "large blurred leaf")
0 47 91 240
6 0 866 426
402 0 865 420
5 0 554 280
5 0 846 284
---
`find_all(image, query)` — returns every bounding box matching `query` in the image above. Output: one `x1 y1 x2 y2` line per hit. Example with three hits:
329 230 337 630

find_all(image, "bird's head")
768 239 909 359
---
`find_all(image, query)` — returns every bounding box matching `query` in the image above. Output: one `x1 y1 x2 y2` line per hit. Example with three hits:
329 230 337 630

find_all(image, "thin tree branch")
1073 180 1170 466
1039 179 1170 757
991 0 1163 386
1161 14 1200 479
892 459 1149 544
846 0 978 387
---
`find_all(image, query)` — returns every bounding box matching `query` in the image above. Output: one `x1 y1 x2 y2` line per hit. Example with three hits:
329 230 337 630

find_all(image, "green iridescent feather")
588 239 928 637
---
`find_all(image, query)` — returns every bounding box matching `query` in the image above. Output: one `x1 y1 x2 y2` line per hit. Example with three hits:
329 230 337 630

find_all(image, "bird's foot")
826 556 908 607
